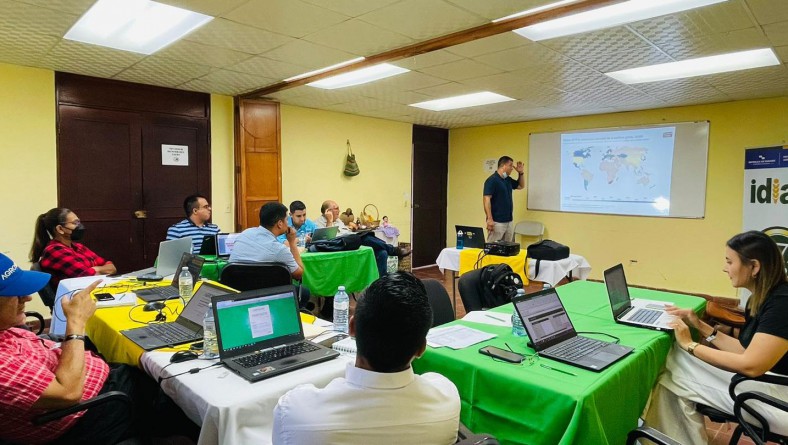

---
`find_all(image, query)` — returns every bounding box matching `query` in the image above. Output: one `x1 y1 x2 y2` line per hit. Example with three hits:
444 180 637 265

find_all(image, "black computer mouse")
170 350 199 363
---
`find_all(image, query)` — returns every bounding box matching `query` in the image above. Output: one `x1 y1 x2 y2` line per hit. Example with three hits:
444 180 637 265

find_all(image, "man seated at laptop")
273 271 460 444
229 202 311 308
276 200 318 244
315 199 411 277
166 194 221 254
0 253 197 445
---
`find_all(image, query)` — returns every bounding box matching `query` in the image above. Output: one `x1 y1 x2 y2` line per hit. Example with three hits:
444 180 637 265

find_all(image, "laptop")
217 233 240 258
135 253 206 302
122 281 237 351
456 225 486 249
604 264 674 331
199 235 217 256
311 226 339 242
212 285 339 382
126 237 193 278
513 288 633 372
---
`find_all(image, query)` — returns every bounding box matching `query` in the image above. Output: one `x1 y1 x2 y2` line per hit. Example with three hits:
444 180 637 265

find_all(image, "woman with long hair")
30 208 116 288
644 230 788 443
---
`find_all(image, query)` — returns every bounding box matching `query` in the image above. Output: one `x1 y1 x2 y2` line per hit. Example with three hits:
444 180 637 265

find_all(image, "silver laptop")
310 226 339 242
604 264 674 331
135 253 205 302
513 288 633 372
455 225 486 249
217 233 240 258
213 285 339 382
122 282 237 351
127 237 193 277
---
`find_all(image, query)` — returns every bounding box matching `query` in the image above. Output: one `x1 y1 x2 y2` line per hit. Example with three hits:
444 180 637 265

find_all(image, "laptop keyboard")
545 336 606 361
138 286 179 299
630 308 661 324
143 323 200 344
233 342 320 368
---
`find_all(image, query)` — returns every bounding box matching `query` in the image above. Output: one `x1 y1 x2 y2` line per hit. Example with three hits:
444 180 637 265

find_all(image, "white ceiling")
0 0 786 128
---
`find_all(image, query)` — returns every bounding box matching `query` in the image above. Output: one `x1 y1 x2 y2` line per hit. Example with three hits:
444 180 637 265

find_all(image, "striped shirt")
166 219 220 254
0 328 109 444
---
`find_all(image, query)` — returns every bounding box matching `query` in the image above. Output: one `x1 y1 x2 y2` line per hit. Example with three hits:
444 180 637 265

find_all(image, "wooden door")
411 125 449 268
235 99 281 230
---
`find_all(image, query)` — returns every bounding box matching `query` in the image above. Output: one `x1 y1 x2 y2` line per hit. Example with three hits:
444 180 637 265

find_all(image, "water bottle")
456 230 464 250
511 289 527 337
178 267 193 302
543 282 552 290
202 303 219 359
333 286 349 334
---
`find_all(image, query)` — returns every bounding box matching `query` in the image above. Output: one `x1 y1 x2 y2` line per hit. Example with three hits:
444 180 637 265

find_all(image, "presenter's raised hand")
515 161 525 174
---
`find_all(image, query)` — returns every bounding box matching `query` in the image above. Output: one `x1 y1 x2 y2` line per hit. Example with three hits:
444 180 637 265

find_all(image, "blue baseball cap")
0 253 51 297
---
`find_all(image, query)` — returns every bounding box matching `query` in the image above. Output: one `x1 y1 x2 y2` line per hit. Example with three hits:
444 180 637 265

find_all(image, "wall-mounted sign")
162 144 189 166
484 159 497 173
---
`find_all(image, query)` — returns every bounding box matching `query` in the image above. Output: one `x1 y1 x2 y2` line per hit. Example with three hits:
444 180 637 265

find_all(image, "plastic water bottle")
333 286 349 334
178 266 193 302
543 282 552 290
456 230 464 250
202 303 219 359
511 289 527 337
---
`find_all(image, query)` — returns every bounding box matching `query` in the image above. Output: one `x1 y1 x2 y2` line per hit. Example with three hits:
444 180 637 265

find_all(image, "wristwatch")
64 334 86 342
705 328 718 343
687 342 700 356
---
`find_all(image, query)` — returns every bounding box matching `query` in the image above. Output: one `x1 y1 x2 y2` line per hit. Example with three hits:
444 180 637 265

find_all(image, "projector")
485 241 520 257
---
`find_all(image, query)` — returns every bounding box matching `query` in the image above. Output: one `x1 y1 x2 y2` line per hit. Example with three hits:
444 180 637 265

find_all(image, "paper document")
462 311 512 327
96 292 137 308
427 325 496 349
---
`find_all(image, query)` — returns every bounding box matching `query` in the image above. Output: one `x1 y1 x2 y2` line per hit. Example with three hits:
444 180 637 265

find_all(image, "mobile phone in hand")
479 345 524 363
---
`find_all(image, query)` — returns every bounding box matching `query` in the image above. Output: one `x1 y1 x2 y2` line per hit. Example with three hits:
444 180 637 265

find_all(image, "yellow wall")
209 95 235 232
448 97 788 298
280 105 413 241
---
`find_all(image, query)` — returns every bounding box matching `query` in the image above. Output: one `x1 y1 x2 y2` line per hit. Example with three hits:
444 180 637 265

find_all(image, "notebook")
135 253 205 302
212 285 339 382
512 288 633 372
311 226 339 242
121 281 237 351
126 237 193 278
604 264 674 331
217 233 240 258
455 225 486 249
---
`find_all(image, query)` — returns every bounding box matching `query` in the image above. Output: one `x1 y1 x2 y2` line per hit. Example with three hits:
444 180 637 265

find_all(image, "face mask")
67 224 86 242
501 172 508 179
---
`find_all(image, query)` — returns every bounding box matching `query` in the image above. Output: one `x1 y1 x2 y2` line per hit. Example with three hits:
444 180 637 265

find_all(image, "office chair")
24 311 45 335
625 426 682 445
30 262 56 313
696 372 788 445
513 221 544 246
421 279 455 327
456 422 499 444
457 268 485 312
220 263 292 291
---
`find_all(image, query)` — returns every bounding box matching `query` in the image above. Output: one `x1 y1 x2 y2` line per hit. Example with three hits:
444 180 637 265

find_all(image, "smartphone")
479 345 524 363
94 292 115 302
317 333 349 348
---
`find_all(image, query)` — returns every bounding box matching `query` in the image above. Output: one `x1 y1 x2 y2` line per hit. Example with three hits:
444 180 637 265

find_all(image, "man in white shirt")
272 272 460 445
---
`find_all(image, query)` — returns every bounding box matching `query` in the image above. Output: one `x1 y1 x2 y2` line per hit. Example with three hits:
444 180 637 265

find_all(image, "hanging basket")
360 204 380 229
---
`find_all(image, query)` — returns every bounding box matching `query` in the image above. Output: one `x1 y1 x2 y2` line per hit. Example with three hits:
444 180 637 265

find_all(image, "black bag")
307 233 362 252
527 240 570 276
479 264 524 308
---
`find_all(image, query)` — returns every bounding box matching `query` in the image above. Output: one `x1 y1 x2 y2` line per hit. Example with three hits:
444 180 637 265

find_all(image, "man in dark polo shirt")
483 156 525 242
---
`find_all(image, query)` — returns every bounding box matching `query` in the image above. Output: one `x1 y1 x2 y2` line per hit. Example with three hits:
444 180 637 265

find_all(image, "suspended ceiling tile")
482 106 567 124
300 0 402 17
157 0 250 16
0 47 42 68
641 87 730 104
774 45 788 62
357 108 414 121
320 97 390 114
764 21 788 47
227 56 308 80
184 19 295 55
392 50 464 71
260 39 360 71
15 0 94 15
443 0 547 21
224 0 349 38
412 81 484 98
0 28 60 58
40 40 142 77
113 57 214 87
579 47 675 74
548 73 626 93
156 40 252 68
746 0 788 26
361 70 449 91
555 85 661 108
631 0 754 41
358 0 485 41
178 78 241 95
263 88 308 101
302 18 414 56
473 44 566 71
632 77 715 94
358 89 434 106
445 32 529 58
652 27 771 60
280 94 351 109
0 1 79 38
418 58 503 82
197 69 275 93
542 27 652 61
285 86 366 104
704 64 788 87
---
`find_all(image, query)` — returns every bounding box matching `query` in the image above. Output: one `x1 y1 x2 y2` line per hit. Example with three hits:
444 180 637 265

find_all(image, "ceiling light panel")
307 63 409 89
410 92 515 111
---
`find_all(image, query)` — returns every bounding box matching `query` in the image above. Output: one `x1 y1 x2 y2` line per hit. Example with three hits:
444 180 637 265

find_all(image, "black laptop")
135 253 205 302
198 235 217 256
212 285 339 382
456 225 486 249
311 226 339 242
121 281 237 350
512 287 633 372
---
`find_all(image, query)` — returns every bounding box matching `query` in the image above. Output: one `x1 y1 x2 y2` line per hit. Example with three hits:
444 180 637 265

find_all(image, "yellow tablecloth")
458 248 529 285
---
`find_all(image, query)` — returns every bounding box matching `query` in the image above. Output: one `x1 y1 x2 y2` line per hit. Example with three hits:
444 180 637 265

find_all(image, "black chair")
456 422 499 444
219 262 292 291
697 372 788 445
457 268 485 312
422 279 455 327
24 311 45 335
30 262 56 313
626 426 682 445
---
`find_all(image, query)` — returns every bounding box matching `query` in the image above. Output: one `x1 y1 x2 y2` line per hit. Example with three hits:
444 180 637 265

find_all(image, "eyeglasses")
200 205 212 210
62 220 81 227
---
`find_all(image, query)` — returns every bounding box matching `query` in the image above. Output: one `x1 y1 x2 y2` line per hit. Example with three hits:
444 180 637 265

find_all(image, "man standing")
483 156 525 242
277 200 318 243
273 272 460 444
166 194 221 254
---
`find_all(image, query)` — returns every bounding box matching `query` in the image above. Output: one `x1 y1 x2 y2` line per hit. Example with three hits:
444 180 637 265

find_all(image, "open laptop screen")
180 282 235 326
214 289 301 354
217 233 240 256
455 225 485 249
514 289 576 350
604 264 632 318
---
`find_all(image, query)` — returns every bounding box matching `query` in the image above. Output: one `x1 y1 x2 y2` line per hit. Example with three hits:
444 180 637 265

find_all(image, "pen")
485 314 506 322
540 364 577 376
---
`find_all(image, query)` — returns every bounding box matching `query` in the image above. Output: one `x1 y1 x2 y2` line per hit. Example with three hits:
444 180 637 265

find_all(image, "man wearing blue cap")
0 253 196 444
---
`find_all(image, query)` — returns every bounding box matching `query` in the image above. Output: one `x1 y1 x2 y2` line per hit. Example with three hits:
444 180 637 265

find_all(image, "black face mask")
66 224 86 242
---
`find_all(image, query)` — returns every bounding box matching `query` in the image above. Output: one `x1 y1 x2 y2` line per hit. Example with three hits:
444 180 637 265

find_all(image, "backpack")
527 240 570 276
479 264 524 308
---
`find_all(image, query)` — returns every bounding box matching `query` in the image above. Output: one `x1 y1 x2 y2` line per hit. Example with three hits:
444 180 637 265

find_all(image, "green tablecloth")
412 280 706 445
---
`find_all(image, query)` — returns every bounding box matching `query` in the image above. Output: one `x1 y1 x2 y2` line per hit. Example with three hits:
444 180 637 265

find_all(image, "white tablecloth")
435 248 591 287
141 351 353 445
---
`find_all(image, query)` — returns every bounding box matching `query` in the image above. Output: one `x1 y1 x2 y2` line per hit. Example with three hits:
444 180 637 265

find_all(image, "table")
412 280 706 445
301 246 379 296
